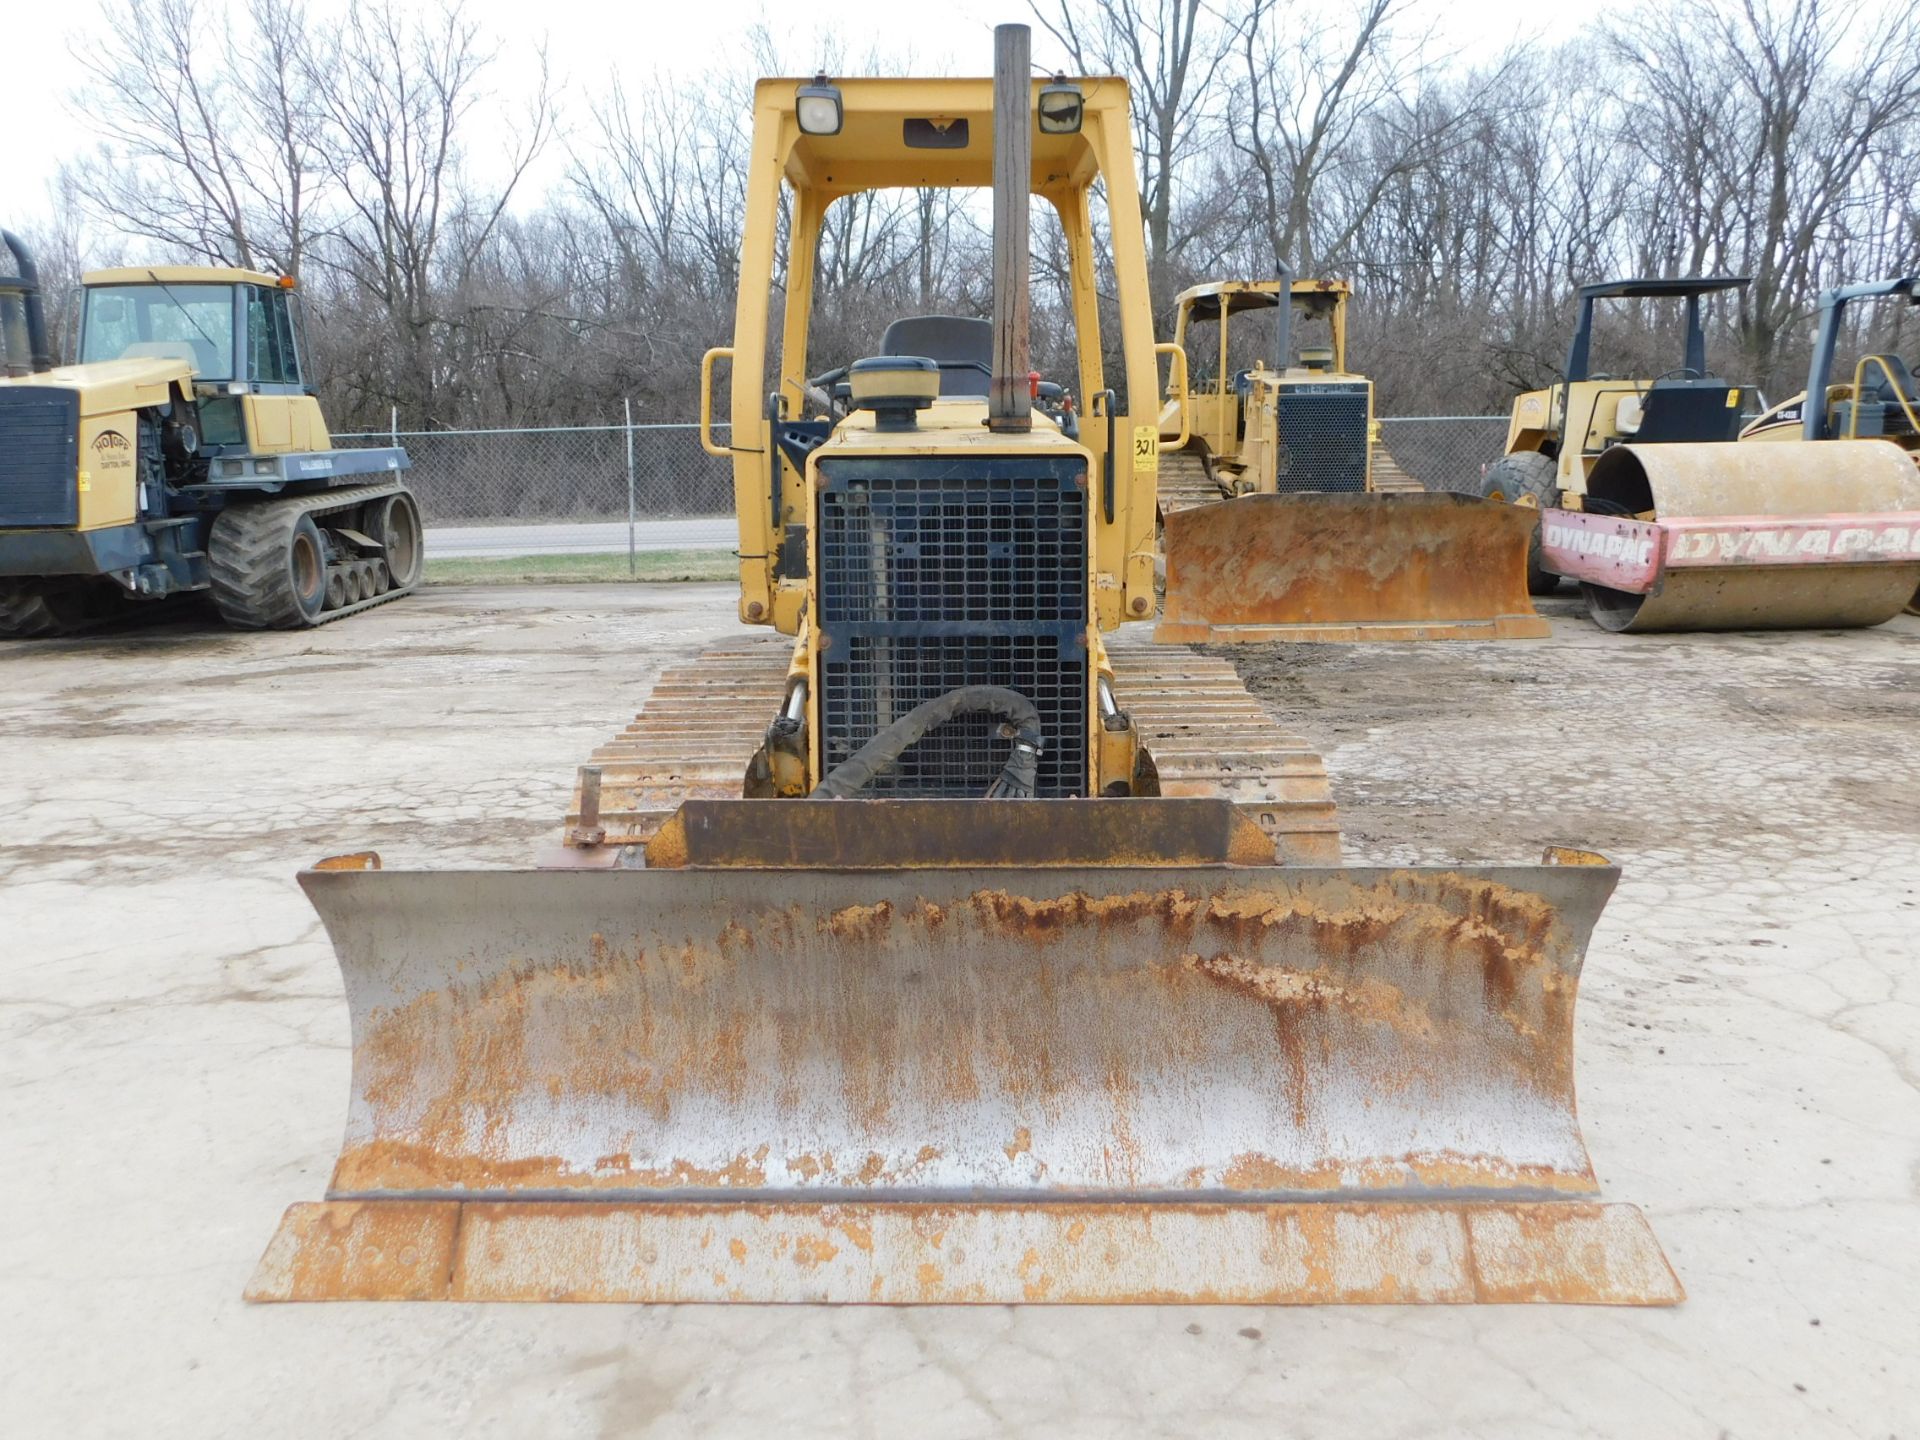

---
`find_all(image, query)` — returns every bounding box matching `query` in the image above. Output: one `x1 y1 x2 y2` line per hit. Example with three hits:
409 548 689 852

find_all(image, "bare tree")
304 0 554 423
69 0 321 273
39 0 1920 428
1611 0 1920 384
1033 0 1241 301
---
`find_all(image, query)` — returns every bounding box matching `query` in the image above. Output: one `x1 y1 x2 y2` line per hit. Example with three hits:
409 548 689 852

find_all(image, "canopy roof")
1175 278 1350 323
761 75 1130 193
1577 276 1749 300
84 266 284 289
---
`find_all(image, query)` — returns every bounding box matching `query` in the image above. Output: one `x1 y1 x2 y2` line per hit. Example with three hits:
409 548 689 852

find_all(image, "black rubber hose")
810 685 1044 800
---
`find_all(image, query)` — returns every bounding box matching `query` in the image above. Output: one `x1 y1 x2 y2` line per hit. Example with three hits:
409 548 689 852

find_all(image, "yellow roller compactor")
1155 276 1546 643
248 29 1680 1307
1480 276 1920 632
0 235 421 635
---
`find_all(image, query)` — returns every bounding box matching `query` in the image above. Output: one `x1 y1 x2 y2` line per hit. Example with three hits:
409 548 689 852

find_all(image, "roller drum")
1580 440 1920 632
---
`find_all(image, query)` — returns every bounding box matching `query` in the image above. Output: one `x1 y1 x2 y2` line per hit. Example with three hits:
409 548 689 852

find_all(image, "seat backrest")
1632 380 1745 443
880 315 992 396
1869 354 1917 404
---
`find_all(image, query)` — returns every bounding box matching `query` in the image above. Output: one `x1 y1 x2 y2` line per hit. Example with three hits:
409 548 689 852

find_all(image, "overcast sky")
8 0 1549 218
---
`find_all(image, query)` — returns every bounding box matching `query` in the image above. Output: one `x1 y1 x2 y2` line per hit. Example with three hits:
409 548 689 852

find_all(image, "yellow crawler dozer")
248 30 1678 1307
1155 277 1546 643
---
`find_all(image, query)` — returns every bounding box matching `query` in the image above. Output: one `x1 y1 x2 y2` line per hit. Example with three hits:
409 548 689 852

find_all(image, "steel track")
564 632 1339 862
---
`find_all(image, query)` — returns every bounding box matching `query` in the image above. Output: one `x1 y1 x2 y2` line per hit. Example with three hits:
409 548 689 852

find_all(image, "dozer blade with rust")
1157 491 1550 643
249 799 1679 1306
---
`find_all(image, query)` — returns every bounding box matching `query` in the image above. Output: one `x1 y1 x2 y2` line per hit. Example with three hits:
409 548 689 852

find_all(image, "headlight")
1037 78 1083 135
796 76 843 136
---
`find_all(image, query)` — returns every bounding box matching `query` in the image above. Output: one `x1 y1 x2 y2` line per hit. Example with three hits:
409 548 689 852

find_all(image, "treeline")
12 0 1920 429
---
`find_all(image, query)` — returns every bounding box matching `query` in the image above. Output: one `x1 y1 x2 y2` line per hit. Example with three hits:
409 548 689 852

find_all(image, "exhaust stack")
0 230 54 376
987 23 1032 432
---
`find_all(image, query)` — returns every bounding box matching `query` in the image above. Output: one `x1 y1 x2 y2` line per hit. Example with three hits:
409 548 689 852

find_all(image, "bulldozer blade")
1540 441 1920 632
1156 492 1550 643
250 834 1679 1304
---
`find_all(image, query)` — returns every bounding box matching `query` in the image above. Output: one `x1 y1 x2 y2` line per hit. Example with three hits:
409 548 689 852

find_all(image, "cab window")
246 286 302 387
80 283 237 379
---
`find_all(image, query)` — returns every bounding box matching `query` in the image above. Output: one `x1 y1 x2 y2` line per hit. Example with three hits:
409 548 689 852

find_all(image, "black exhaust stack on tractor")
0 230 55 377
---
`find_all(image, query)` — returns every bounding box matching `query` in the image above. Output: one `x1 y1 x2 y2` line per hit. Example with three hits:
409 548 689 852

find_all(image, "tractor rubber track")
563 633 1340 864
0 579 149 640
207 481 418 630
0 583 87 640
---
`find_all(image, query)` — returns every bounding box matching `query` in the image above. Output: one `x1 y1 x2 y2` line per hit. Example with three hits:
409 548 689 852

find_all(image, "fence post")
389 406 398 447
624 398 637 578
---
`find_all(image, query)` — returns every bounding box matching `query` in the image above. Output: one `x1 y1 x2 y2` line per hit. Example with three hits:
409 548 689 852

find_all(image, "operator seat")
1632 378 1746 443
881 315 992 396
1868 354 1918 405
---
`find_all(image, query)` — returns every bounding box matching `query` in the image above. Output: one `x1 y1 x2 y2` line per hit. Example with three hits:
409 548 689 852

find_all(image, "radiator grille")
1273 386 1370 493
0 388 80 527
817 458 1088 798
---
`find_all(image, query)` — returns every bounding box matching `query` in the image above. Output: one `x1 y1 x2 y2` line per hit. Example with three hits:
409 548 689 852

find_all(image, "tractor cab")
79 268 308 386
78 268 329 457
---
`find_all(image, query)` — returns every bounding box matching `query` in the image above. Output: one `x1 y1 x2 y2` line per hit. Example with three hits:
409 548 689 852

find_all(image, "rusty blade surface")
296 859 1615 1205
248 1198 1682 1304
1157 492 1549 643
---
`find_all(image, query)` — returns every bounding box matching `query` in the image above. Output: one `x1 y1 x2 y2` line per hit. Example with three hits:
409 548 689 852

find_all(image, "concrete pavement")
1 586 1916 1438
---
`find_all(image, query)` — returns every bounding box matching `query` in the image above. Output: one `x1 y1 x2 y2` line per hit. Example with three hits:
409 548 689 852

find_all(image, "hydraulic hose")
810 685 1044 800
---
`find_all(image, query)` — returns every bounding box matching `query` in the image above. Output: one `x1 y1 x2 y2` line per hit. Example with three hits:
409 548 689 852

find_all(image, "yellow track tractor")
1154 276 1545 643
247 29 1679 1308
1740 275 1920 615
0 235 421 637
1480 276 1920 631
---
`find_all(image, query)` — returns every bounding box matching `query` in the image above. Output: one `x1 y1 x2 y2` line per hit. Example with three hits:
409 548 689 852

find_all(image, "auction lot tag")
1133 426 1159 471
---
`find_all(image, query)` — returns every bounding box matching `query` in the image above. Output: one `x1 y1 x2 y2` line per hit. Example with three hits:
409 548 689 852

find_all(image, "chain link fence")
336 414 1513 557
334 420 733 525
1377 416 1511 494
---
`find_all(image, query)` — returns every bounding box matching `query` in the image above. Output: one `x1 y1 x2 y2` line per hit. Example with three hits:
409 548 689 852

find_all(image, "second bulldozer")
247 31 1679 1307
1155 277 1546 643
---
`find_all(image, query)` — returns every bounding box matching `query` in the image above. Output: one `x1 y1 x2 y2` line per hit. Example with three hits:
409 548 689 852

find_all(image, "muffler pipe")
987 24 1033 433
0 229 54 375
